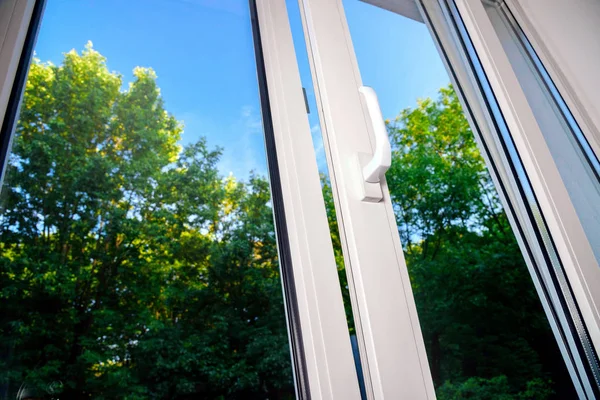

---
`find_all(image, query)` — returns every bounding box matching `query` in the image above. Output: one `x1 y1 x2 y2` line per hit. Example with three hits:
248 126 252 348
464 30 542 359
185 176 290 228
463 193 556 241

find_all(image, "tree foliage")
384 86 573 399
0 43 292 399
320 87 572 399
0 45 574 399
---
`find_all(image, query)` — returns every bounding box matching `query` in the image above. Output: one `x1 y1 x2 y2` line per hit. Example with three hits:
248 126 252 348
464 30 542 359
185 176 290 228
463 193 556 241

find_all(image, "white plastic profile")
359 86 391 183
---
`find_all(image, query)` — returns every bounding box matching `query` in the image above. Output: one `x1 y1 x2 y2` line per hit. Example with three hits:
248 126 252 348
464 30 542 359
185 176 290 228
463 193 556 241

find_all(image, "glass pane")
319 1 575 398
0 1 295 398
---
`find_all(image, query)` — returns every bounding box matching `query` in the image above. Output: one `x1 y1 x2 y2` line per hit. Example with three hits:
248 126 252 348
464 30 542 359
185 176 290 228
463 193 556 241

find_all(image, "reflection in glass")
338 1 576 398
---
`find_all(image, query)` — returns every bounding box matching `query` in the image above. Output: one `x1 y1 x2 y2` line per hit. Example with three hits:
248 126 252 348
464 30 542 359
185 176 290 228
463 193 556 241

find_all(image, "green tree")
0 42 576 400
384 85 571 398
0 43 292 399
321 85 572 398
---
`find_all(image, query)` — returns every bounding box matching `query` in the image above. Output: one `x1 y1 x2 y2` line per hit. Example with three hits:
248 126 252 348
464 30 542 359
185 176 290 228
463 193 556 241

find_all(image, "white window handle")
359 86 391 183
355 86 391 202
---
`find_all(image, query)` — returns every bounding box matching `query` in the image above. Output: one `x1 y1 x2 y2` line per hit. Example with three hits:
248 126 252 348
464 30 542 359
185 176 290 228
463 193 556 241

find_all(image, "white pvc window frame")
501 0 600 162
297 0 436 398
495 0 600 176
451 0 600 342
481 1 600 267
253 1 363 398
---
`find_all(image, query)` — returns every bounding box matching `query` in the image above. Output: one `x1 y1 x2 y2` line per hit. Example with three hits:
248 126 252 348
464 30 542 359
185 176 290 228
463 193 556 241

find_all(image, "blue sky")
34 0 449 179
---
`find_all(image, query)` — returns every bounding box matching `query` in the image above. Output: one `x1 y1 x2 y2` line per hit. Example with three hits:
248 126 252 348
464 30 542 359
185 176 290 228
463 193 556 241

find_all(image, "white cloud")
217 105 267 179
